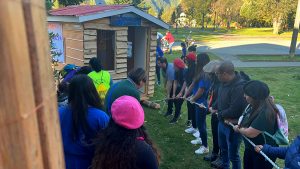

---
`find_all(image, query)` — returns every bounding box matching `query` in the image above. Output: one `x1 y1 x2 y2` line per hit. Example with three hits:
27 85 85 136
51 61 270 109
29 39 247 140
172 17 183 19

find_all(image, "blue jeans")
195 106 207 147
218 121 242 169
168 42 174 54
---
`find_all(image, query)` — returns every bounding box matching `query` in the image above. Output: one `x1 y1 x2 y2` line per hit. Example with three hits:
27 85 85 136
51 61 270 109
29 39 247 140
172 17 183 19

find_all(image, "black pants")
156 65 160 83
167 87 184 119
211 113 219 154
187 101 196 128
244 148 276 169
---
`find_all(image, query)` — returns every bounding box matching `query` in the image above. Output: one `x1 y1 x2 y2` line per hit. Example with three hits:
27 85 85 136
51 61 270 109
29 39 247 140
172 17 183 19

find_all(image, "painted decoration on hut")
48 23 64 63
110 15 141 27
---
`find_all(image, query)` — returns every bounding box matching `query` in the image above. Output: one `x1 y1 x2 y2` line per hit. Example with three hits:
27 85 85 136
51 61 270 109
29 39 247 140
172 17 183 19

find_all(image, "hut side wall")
63 23 84 66
147 27 158 96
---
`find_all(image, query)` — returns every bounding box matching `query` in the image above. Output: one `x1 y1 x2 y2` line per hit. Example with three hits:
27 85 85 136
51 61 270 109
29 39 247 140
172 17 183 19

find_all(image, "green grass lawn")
158 27 295 43
144 67 300 169
229 28 293 37
237 55 300 62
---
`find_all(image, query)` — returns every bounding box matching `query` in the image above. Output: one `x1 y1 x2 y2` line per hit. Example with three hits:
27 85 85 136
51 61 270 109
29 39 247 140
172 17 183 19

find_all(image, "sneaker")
203 153 218 161
195 146 209 155
169 117 178 124
191 138 202 145
211 157 223 168
185 120 192 127
193 131 200 138
185 127 197 134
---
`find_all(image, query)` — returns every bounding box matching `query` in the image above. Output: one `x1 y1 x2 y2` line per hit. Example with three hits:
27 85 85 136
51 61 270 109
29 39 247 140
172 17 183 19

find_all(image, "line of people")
57 57 160 169
157 47 299 169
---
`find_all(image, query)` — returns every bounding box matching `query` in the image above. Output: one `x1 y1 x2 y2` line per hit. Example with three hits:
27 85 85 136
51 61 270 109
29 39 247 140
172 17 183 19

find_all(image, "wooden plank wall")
83 18 128 80
63 23 84 66
147 27 158 96
0 0 64 169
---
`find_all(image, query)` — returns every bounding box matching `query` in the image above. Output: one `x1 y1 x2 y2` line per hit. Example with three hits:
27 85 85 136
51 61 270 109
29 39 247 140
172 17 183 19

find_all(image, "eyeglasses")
215 72 224 76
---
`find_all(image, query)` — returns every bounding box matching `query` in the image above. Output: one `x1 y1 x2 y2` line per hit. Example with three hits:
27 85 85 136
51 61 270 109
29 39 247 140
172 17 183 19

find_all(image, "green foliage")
109 0 141 5
240 0 297 34
58 0 84 6
182 0 212 28
158 7 164 20
49 32 62 64
45 0 53 11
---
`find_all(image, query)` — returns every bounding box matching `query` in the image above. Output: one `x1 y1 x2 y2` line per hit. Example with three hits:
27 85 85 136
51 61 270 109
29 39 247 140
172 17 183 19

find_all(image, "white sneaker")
185 127 197 134
193 131 200 138
191 138 202 145
195 146 209 155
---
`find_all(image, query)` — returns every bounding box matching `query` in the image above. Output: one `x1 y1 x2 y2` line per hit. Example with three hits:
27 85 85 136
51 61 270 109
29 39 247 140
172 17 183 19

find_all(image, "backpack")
94 71 110 103
264 104 289 145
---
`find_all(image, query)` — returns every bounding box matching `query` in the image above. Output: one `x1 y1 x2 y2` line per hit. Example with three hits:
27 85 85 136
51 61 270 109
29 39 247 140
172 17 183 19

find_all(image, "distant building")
176 12 197 27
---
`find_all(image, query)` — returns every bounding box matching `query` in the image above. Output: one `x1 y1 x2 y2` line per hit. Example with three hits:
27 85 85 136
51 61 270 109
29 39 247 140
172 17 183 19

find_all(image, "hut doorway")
127 26 148 93
127 26 147 72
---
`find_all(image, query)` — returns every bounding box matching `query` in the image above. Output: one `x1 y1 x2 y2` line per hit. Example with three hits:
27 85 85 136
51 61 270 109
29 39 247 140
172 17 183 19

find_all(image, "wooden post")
0 0 64 169
22 0 65 169
289 0 300 57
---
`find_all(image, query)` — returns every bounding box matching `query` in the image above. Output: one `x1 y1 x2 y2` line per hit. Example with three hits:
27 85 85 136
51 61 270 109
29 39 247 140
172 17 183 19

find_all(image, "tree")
58 0 84 6
241 0 297 34
158 7 164 20
213 0 243 29
110 0 141 6
161 6 175 23
182 0 212 29
171 5 182 32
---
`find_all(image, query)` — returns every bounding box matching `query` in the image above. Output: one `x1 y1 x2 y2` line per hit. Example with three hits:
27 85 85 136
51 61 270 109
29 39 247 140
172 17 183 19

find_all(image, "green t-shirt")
241 104 277 149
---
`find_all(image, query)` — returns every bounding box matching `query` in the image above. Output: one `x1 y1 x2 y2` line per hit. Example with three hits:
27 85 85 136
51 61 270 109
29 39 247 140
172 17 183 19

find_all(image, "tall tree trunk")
227 20 231 29
213 11 217 31
273 17 282 34
201 12 205 30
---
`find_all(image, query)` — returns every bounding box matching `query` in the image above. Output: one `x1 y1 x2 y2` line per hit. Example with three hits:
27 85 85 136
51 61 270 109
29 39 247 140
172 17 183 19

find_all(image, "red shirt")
165 32 175 43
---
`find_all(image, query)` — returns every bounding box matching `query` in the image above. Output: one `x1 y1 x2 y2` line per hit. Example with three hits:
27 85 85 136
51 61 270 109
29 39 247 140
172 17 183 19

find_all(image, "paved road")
174 38 300 68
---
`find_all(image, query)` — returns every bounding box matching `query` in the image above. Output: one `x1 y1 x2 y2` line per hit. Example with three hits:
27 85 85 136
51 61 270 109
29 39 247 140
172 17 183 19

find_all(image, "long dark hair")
186 59 196 84
89 57 102 72
242 97 278 128
68 75 102 140
92 121 160 169
194 53 210 83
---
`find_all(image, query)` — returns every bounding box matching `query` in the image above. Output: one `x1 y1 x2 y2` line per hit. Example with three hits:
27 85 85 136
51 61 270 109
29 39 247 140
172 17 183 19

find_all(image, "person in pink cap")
92 96 160 169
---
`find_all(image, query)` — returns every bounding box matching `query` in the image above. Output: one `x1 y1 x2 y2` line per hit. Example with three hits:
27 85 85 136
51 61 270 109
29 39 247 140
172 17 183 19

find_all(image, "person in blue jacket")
156 43 164 85
59 74 109 169
255 135 300 169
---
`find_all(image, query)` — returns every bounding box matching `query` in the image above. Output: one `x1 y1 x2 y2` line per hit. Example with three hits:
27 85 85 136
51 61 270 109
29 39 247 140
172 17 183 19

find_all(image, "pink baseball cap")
111 96 145 129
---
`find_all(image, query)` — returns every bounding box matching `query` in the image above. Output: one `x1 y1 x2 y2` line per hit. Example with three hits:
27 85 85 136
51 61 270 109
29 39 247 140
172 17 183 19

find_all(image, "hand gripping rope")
152 97 207 114
227 122 281 169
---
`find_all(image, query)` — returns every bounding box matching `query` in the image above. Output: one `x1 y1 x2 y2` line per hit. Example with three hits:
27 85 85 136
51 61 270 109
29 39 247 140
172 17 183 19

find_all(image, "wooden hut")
47 5 169 97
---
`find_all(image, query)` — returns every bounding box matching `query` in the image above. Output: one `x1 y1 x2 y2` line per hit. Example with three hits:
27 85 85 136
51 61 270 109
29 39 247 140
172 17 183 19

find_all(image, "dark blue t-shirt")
59 106 109 169
192 77 211 104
